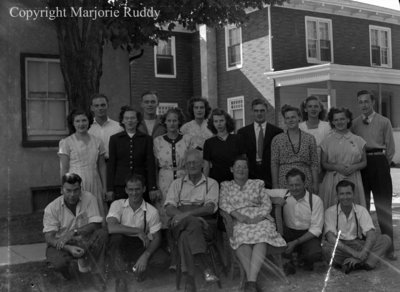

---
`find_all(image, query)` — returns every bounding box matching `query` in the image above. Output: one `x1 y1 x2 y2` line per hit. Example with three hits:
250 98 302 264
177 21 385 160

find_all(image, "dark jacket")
237 123 283 188
107 130 156 191
137 116 166 138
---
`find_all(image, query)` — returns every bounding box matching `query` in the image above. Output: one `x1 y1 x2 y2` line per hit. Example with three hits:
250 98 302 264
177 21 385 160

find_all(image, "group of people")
43 90 396 292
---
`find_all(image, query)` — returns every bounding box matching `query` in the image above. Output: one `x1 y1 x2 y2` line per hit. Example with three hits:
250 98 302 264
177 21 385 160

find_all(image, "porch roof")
264 63 400 87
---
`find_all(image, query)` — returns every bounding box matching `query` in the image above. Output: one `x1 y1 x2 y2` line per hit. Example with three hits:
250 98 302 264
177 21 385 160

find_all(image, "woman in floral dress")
153 108 193 227
58 109 107 216
271 105 319 194
220 156 286 292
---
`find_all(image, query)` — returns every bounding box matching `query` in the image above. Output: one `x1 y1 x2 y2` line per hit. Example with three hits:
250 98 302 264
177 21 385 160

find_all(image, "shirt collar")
337 204 356 217
363 111 376 121
123 199 147 211
287 190 308 202
254 121 267 128
333 130 352 140
61 194 82 206
92 117 111 126
183 174 207 185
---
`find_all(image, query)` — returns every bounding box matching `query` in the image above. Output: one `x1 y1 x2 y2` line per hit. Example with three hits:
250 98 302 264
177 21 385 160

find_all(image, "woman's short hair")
327 107 353 129
231 154 249 167
187 97 212 120
207 108 235 134
62 173 82 186
118 105 143 129
67 109 94 134
161 108 186 128
281 104 301 118
300 96 327 121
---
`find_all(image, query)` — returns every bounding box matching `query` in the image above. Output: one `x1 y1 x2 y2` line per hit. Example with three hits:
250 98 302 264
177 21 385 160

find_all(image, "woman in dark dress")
203 109 241 184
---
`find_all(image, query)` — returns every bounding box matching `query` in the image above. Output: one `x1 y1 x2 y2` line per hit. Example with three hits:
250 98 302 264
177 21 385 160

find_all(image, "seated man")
165 149 219 292
282 168 324 273
107 174 169 292
43 173 107 290
322 180 391 274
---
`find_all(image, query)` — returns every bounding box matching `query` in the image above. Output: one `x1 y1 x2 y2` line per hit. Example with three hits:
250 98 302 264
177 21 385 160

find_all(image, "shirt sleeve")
43 204 60 233
106 200 123 222
86 194 103 223
384 118 395 162
164 179 180 208
204 178 219 213
324 206 337 237
57 138 70 156
147 207 162 234
309 195 324 237
357 206 375 235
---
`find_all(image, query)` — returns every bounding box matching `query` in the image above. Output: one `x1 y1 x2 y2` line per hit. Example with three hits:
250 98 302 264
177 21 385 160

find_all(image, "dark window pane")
156 55 174 75
371 45 381 65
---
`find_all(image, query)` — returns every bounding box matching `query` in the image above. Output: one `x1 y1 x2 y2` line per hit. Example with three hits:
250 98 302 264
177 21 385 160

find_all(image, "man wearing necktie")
351 90 396 261
237 98 283 188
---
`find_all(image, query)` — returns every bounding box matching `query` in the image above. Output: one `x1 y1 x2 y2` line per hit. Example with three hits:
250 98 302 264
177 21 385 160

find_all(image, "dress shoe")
203 268 219 282
385 252 398 261
115 278 128 292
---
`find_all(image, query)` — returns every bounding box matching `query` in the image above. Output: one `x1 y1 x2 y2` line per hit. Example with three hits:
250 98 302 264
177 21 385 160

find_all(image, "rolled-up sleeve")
106 200 123 222
204 178 219 213
358 207 375 236
43 205 60 233
86 195 103 223
309 195 324 237
148 210 162 234
324 206 337 236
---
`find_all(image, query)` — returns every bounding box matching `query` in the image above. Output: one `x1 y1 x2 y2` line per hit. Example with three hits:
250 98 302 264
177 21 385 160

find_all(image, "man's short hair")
285 168 306 182
125 174 146 188
251 98 269 110
62 173 82 186
140 90 158 100
357 90 375 101
184 149 203 164
336 180 355 193
90 93 109 104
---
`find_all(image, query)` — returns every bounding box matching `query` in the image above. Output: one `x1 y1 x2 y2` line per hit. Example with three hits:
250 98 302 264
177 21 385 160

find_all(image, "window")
307 88 336 111
305 17 333 63
157 102 178 115
21 54 68 147
369 25 392 68
227 96 245 131
225 26 243 70
154 36 176 78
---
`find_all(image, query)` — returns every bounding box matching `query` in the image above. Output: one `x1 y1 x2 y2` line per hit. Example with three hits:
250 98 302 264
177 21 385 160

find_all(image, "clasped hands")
55 231 85 258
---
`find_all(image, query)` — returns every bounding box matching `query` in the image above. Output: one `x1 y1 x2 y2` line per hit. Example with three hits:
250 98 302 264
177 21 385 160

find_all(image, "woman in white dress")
319 107 367 210
58 109 107 216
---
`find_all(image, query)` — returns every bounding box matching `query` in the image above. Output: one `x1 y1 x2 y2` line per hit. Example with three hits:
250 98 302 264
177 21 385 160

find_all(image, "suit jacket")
237 123 283 188
137 116 166 138
107 130 156 191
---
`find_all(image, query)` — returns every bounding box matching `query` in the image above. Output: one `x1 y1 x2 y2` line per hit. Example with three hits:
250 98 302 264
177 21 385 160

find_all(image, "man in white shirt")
282 168 324 273
137 91 166 138
88 93 123 159
323 180 391 274
107 174 168 292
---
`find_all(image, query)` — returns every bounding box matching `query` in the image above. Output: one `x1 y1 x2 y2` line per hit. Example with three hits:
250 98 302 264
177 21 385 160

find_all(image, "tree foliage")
45 0 286 109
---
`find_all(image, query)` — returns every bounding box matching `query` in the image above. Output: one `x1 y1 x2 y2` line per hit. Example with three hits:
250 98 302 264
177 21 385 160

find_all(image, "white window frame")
227 96 245 130
156 102 178 115
305 16 334 64
225 25 243 71
154 36 176 78
369 25 392 68
23 56 68 145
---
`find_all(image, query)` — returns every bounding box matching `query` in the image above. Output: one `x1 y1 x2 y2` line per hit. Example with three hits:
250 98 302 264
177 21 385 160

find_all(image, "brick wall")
216 8 277 126
271 6 400 70
130 32 199 115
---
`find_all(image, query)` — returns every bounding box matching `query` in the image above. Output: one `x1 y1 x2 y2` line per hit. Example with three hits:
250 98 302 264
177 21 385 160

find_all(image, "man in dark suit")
237 98 283 188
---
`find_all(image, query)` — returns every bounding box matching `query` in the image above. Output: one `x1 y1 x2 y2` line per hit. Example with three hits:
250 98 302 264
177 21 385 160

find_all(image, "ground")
1 169 400 291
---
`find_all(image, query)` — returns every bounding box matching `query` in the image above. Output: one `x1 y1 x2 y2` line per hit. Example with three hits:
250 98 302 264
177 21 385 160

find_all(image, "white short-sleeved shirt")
107 199 161 235
283 191 324 237
43 191 103 237
164 175 219 212
324 203 375 241
88 118 123 158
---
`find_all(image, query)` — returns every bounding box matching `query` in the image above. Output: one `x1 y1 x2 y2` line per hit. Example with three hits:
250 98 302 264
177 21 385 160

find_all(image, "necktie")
363 115 369 125
258 123 264 160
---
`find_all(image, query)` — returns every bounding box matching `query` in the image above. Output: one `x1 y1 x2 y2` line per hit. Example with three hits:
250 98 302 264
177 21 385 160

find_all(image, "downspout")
128 49 144 105
268 5 274 71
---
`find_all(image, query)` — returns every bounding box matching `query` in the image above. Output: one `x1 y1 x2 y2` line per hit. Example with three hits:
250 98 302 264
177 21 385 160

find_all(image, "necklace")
287 130 301 154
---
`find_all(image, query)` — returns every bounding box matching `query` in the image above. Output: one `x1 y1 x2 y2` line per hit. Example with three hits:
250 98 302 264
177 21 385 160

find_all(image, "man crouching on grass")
322 180 391 274
43 173 108 291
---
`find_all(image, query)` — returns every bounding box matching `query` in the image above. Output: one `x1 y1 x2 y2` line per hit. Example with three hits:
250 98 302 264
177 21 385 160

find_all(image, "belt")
367 152 384 156
366 149 385 156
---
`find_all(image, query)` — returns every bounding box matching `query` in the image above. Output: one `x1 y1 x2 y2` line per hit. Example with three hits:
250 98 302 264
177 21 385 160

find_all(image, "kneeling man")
107 174 168 292
323 180 391 273
43 173 107 288
165 149 219 292
282 168 324 272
